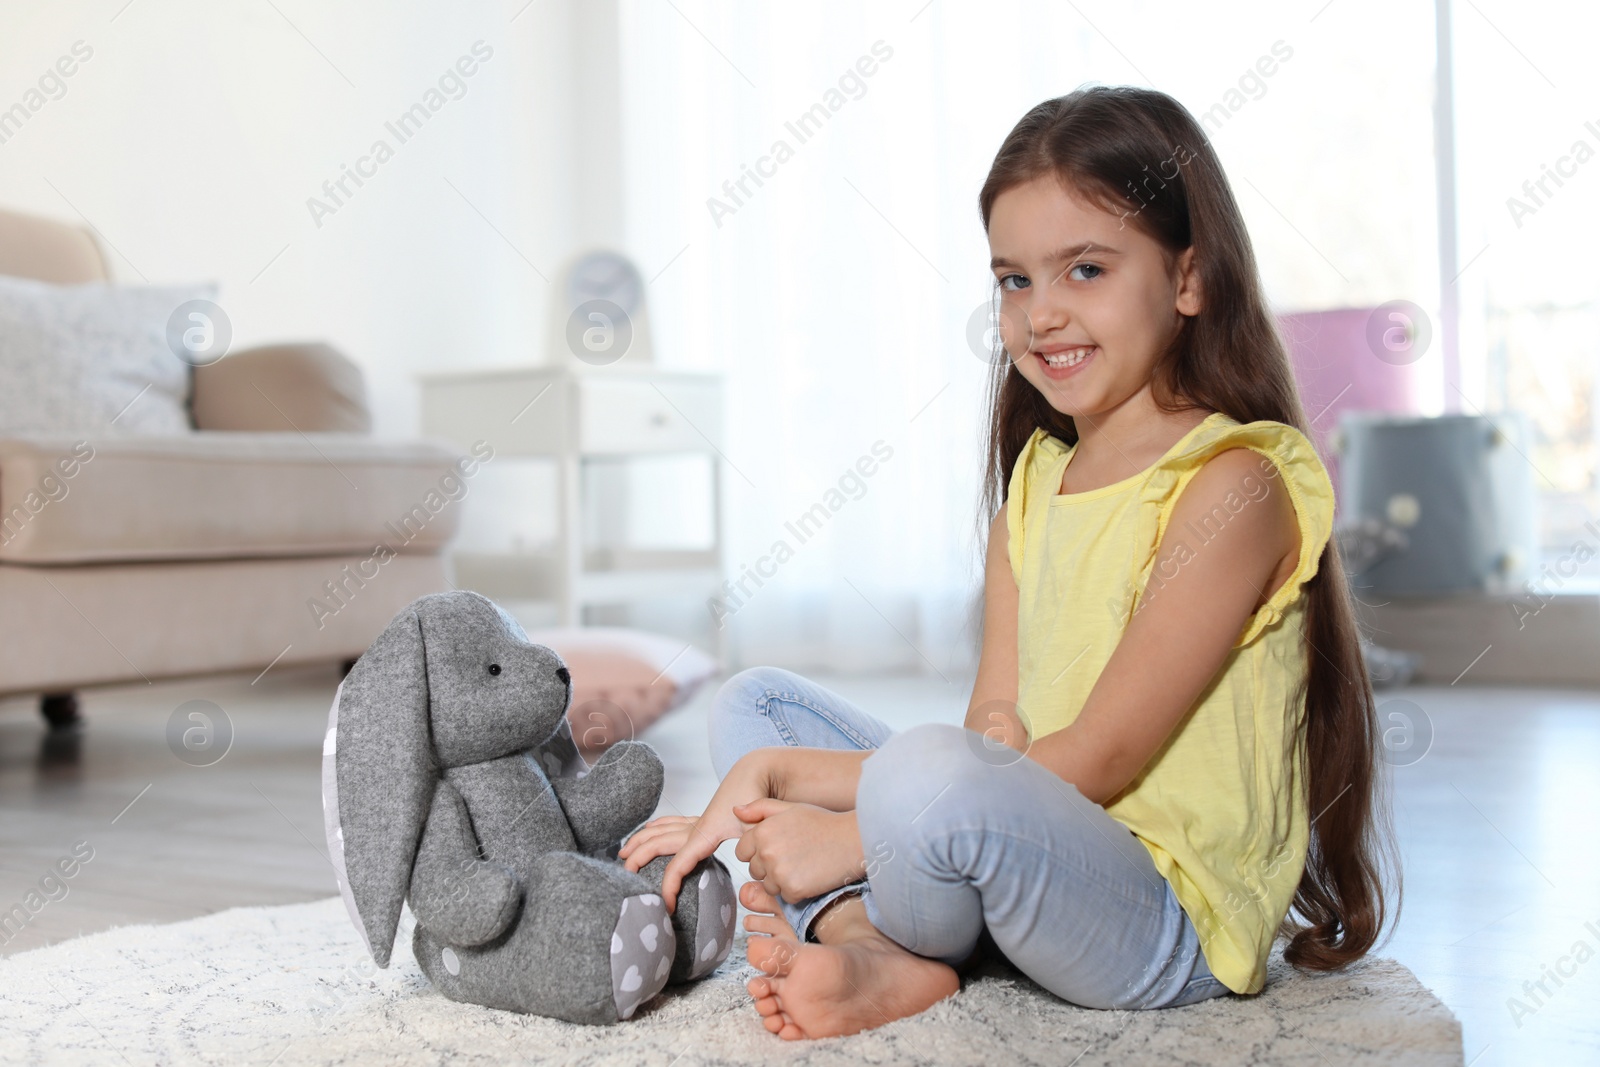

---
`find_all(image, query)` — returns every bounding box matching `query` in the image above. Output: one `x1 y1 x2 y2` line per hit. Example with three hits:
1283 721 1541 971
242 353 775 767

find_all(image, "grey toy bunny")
321 590 737 1024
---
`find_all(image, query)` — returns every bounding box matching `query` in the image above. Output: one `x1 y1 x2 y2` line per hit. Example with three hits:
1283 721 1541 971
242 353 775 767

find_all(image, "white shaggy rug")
0 897 1461 1066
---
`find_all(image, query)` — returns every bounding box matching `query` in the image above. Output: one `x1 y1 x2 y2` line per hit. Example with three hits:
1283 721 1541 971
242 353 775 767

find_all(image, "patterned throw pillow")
0 275 210 436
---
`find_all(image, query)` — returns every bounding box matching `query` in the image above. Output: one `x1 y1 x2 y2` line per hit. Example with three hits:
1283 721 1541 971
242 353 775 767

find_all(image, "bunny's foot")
610 891 676 1020
637 855 737 984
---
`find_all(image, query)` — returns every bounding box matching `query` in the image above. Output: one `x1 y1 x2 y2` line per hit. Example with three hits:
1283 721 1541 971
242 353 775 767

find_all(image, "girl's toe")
740 880 777 909
743 915 790 939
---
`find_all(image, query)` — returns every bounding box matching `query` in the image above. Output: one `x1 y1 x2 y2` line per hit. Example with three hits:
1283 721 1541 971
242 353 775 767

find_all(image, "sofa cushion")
0 551 451 697
0 433 479 564
0 275 204 436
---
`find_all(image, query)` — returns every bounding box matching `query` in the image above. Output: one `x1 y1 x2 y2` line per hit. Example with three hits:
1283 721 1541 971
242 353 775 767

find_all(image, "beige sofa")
0 208 462 727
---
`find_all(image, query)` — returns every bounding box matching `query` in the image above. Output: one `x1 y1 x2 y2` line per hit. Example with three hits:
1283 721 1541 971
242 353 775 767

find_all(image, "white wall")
0 0 620 439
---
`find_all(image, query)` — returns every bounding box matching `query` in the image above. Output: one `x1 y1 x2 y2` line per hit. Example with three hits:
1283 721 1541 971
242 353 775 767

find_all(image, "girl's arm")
619 747 868 909
737 505 1026 812
1027 448 1301 805
765 503 1027 811
964 507 1026 748
762 746 873 812
763 505 1025 809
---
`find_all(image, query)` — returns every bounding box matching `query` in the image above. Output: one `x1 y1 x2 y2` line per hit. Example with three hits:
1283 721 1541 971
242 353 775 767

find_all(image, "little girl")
620 85 1396 1040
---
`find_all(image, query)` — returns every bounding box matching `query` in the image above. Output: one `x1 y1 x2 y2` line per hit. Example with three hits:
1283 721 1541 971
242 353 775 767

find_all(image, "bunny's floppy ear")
326 602 436 967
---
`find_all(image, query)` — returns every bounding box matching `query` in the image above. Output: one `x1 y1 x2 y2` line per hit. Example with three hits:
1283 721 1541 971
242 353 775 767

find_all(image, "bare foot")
744 892 959 1040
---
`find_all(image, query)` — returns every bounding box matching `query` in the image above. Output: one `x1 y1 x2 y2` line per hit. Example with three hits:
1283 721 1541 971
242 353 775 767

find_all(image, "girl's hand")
733 798 865 903
619 750 774 912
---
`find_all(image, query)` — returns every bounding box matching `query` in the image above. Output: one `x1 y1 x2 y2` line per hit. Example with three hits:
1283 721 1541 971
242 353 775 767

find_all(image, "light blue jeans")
708 666 1233 1010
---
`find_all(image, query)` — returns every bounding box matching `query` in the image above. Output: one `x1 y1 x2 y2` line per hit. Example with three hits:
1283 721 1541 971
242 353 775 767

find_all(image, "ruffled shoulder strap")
1005 427 1070 587
1136 414 1337 649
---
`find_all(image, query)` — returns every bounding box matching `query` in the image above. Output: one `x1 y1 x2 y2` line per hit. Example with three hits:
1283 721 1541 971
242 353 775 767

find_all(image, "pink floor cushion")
520 626 720 756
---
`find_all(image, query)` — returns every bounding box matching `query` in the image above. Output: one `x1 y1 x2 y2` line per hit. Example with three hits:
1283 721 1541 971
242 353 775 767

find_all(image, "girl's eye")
1068 263 1103 282
998 273 1030 292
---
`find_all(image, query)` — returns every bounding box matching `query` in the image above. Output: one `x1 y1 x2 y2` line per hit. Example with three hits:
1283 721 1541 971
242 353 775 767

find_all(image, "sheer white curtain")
1451 2 1600 576
614 0 1436 676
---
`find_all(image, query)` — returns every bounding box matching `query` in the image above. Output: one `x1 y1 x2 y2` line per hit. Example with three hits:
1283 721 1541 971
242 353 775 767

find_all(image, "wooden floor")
1 665 1596 1063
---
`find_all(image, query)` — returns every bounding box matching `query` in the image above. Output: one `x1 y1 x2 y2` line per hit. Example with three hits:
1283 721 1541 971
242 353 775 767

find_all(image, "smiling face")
987 173 1201 423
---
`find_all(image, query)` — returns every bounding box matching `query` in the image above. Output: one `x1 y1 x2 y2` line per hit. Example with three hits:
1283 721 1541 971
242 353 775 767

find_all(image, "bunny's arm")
408 779 522 946
550 741 664 858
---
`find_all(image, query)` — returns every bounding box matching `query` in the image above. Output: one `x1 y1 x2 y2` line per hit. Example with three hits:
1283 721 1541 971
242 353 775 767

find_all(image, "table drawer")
578 377 721 454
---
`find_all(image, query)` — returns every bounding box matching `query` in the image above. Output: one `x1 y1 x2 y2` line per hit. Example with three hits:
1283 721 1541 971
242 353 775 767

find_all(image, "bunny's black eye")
488 663 502 676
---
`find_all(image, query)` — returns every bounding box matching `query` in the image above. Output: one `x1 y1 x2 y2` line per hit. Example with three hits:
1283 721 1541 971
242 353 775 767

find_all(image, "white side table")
418 364 726 663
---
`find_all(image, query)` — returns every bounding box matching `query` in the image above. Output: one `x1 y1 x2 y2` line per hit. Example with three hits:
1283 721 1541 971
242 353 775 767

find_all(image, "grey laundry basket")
1331 412 1539 597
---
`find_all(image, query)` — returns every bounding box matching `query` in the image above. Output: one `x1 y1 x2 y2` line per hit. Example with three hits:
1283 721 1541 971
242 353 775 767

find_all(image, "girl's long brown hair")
975 86 1399 972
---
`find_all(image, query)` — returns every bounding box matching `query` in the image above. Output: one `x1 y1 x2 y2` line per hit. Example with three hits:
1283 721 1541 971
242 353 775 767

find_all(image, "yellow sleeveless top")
1006 411 1336 994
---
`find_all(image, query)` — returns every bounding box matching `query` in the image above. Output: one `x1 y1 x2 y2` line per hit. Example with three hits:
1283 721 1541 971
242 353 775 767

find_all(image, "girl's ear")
1174 246 1202 317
